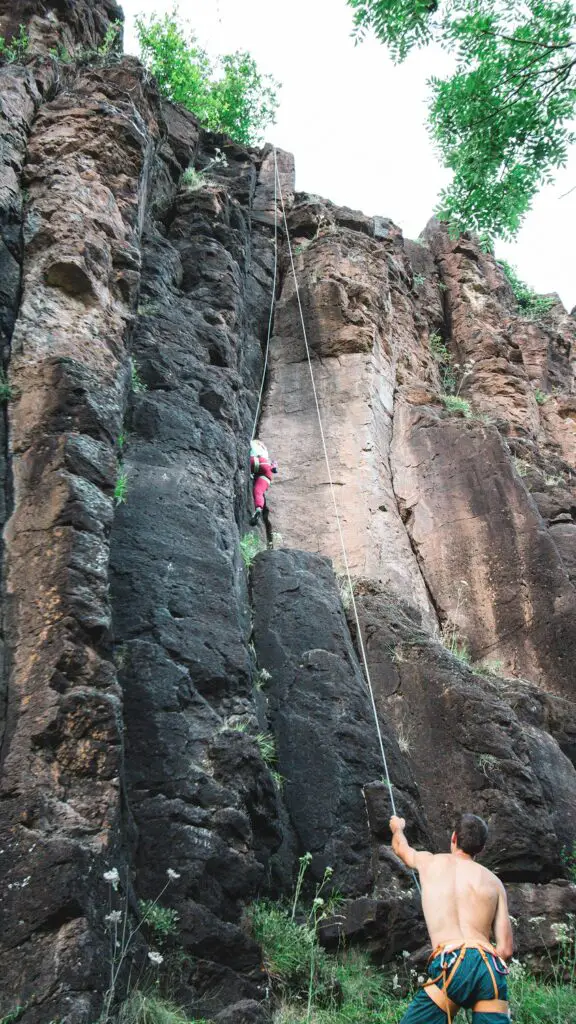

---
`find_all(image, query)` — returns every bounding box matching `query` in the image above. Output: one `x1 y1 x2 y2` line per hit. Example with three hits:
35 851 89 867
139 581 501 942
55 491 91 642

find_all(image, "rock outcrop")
0 2 575 1021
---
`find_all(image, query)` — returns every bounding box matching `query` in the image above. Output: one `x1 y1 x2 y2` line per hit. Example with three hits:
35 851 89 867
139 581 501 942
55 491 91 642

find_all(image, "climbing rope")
272 156 400 815
251 147 279 441
251 146 420 891
271 151 422 894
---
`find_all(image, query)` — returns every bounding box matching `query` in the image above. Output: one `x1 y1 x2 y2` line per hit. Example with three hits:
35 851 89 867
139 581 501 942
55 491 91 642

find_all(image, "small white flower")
167 868 181 881
529 916 545 925
417 975 425 984
551 922 570 943
402 950 410 959
103 868 120 891
313 897 325 907
148 950 164 966
260 669 272 682
392 973 400 990
105 910 122 925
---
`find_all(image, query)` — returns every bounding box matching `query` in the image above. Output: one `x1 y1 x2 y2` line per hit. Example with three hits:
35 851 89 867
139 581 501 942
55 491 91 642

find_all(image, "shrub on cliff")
135 8 279 146
497 260 556 320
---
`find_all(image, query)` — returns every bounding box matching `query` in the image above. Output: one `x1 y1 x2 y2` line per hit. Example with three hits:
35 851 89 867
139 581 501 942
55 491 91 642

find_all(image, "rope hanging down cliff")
251 149 278 442
270 148 414 851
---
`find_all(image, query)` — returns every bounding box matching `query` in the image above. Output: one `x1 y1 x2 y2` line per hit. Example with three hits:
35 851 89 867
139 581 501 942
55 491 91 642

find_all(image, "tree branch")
477 28 576 51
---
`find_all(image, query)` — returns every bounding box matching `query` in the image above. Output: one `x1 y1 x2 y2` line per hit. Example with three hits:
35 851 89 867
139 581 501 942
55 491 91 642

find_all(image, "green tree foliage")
348 0 576 241
135 8 279 145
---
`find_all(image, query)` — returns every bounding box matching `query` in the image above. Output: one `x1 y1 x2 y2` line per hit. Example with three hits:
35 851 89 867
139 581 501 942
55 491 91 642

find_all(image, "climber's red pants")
251 456 274 510
253 474 270 510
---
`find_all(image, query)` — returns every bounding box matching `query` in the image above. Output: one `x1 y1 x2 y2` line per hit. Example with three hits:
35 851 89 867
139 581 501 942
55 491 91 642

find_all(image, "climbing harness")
423 942 510 1023
270 150 421 890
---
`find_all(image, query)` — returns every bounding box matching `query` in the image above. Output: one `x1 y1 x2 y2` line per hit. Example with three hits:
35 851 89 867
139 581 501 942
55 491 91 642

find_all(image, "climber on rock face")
249 439 277 527
390 813 513 1024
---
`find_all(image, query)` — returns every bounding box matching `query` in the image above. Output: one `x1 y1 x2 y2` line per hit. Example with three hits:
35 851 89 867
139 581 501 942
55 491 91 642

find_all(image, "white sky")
122 0 576 311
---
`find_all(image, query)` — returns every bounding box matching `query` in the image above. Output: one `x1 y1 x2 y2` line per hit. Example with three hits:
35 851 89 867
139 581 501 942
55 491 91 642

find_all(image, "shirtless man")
390 812 513 1023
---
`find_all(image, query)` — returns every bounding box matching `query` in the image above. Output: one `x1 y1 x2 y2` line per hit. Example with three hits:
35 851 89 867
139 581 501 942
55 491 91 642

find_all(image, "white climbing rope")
272 155 402 821
251 147 279 441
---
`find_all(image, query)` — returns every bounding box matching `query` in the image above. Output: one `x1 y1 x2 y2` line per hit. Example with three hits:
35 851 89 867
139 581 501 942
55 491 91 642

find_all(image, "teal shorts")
400 947 509 1023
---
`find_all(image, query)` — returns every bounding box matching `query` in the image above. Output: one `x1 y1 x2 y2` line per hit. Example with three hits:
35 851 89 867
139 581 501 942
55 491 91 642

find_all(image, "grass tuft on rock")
116 991 211 1024
240 532 266 568
441 394 472 418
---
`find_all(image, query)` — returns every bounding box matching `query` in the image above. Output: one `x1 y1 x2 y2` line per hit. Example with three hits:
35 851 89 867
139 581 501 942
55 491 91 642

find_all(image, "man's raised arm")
389 816 432 871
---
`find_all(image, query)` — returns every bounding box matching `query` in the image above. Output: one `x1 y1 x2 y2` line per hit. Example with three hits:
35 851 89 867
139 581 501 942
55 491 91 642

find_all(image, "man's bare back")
390 813 513 1023
390 815 513 960
418 851 506 952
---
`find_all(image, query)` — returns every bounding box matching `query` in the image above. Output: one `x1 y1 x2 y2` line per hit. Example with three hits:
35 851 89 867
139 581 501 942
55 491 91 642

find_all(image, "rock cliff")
0 3 575 1021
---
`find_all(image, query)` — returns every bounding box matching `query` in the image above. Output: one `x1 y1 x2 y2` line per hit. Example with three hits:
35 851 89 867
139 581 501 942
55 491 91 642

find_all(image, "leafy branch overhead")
348 0 576 241
135 7 280 146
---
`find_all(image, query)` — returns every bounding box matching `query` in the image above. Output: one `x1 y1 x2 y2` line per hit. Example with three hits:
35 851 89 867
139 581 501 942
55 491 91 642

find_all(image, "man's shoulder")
416 850 449 871
479 862 505 890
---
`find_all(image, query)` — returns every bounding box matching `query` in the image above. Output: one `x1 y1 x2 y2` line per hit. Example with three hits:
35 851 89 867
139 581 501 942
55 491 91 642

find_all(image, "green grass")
509 968 576 1023
138 900 179 939
114 470 129 505
131 359 148 394
0 26 29 63
181 167 206 191
253 892 576 1024
252 901 411 1022
240 532 266 568
0 1009 24 1024
512 456 530 477
476 753 500 776
0 370 13 402
250 901 332 1002
441 394 472 418
116 991 211 1024
429 332 457 395
256 732 277 766
254 667 272 690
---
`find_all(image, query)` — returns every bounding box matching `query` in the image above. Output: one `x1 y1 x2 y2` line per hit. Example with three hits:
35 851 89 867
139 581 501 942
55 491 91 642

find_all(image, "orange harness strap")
473 998 510 1015
423 942 505 1024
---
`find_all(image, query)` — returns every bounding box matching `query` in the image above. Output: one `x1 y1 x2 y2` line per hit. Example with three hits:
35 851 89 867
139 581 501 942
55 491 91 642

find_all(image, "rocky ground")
0 2 575 1022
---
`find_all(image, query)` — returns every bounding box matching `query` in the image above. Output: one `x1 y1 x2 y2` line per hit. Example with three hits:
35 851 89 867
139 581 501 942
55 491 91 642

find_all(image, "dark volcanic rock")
108 133 290 1016
251 549 430 896
355 590 576 881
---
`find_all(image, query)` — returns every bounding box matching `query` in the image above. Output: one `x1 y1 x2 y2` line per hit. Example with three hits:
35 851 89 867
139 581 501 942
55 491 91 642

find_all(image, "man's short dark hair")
454 813 488 856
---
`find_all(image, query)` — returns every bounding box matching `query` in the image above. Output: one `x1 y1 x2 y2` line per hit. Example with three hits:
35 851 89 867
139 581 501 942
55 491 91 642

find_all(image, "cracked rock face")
0 3 575 1020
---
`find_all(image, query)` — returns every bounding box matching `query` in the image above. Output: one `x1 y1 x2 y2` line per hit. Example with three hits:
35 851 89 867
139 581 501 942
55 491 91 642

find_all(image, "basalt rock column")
0 60 157 1023
108 141 293 1018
